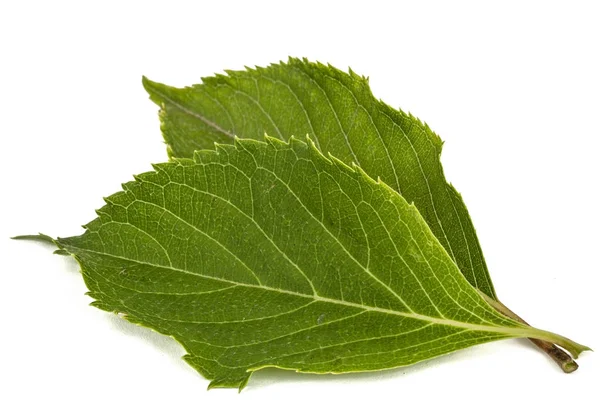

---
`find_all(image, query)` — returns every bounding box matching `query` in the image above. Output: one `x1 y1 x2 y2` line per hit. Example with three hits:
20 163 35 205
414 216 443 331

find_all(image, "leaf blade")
52 137 586 389
143 58 497 299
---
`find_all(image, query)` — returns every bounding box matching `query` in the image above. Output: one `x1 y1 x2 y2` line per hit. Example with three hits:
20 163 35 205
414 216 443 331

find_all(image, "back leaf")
54 137 587 390
143 58 497 299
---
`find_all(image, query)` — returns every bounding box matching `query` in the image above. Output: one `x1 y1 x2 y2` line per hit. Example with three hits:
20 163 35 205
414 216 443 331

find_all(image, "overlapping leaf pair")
24 58 589 390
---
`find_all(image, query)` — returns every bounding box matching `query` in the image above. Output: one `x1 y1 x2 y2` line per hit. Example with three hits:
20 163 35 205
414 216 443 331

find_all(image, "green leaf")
48 137 587 390
143 58 497 301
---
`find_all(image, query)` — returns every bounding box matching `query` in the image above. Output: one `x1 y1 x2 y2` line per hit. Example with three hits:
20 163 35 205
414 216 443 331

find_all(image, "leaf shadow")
57 254 83 276
17 238 82 275
102 312 200 379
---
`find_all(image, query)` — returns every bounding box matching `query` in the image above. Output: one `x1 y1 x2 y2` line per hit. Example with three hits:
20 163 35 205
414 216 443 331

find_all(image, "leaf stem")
478 290 579 373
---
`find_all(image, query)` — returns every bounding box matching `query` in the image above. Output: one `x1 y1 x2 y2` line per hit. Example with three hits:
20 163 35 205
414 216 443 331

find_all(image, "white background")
1 1 598 399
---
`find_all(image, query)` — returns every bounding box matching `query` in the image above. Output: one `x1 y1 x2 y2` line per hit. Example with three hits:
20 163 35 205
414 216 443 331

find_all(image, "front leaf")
143 58 496 299
48 137 587 390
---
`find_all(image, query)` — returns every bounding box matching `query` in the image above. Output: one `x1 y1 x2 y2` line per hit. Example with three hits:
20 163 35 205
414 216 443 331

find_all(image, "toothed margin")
20 135 591 388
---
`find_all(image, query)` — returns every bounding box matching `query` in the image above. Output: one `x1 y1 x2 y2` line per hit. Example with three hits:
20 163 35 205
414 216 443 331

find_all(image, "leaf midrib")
64 244 529 338
102 156 501 332
145 82 235 139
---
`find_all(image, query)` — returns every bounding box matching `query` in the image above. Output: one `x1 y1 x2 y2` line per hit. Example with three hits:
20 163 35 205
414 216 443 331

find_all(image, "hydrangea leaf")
143 58 496 300
44 137 588 390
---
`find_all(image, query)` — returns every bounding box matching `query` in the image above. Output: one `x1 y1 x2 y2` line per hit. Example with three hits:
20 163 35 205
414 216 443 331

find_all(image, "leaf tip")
11 233 57 245
141 75 168 105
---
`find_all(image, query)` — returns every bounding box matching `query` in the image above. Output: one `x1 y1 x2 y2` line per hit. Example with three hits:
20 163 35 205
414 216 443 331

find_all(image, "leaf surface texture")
143 58 496 299
54 138 584 389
